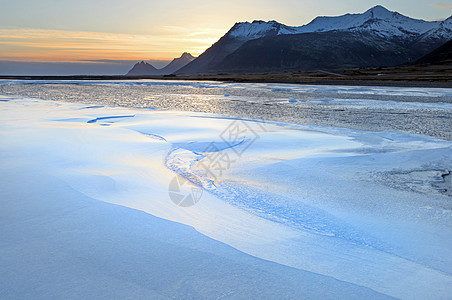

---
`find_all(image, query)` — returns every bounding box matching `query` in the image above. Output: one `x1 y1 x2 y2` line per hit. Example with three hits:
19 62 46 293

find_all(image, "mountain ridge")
176 6 452 75
127 52 195 76
126 61 160 76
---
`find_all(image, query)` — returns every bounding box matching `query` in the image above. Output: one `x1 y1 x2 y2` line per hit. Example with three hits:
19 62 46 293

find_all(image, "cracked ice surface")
1 95 452 299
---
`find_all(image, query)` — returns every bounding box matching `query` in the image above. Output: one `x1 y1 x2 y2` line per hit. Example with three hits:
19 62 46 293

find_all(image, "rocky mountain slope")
415 39 452 65
127 52 195 75
176 6 452 74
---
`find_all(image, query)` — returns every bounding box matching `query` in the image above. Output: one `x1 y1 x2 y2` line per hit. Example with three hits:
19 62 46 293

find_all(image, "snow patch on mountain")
227 5 451 40
227 20 281 39
418 16 452 41
300 6 442 37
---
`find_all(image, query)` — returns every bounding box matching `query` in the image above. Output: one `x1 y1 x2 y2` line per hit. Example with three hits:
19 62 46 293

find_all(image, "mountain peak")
367 5 390 13
227 20 283 39
127 61 159 76
364 5 397 19
127 52 195 76
180 52 195 59
225 6 446 41
299 5 444 37
174 52 195 63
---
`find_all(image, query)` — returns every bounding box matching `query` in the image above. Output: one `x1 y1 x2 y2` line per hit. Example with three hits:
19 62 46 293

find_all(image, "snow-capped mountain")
227 20 300 39
417 16 452 41
297 5 445 37
227 6 450 39
176 6 452 74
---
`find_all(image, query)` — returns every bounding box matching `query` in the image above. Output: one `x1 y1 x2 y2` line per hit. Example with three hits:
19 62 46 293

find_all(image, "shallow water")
1 79 451 140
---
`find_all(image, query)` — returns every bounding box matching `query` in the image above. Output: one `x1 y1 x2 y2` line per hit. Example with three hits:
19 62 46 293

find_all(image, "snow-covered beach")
1 81 452 299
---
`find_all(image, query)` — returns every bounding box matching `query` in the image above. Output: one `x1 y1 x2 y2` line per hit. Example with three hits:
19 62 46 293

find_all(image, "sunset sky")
1 0 451 74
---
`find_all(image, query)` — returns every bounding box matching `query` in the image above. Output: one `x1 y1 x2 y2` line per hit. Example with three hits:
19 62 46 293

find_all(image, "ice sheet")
2 79 452 98
307 97 452 110
1 95 451 299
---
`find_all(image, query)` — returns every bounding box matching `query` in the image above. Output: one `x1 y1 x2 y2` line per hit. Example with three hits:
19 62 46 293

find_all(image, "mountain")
214 31 416 73
416 16 452 42
160 52 195 74
176 6 452 74
126 53 195 76
415 39 452 65
297 5 443 37
126 61 161 76
175 21 291 74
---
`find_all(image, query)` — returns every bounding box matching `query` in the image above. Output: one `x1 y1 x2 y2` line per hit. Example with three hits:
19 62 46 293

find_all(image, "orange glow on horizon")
0 28 220 62
1 1 450 65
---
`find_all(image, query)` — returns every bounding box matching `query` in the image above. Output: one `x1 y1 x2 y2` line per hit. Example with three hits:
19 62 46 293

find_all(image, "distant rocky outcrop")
126 61 160 76
126 53 195 76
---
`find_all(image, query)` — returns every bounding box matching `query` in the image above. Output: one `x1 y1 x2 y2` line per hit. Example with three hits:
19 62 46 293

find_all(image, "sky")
0 0 451 75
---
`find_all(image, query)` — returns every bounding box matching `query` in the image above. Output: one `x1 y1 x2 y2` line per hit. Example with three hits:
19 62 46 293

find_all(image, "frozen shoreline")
1 95 452 299
1 79 452 141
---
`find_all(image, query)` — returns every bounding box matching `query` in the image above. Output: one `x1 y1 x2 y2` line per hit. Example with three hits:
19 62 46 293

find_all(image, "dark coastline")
1 64 451 88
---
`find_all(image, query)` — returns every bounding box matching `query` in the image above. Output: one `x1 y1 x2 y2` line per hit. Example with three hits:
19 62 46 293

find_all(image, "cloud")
0 28 217 62
430 3 452 10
